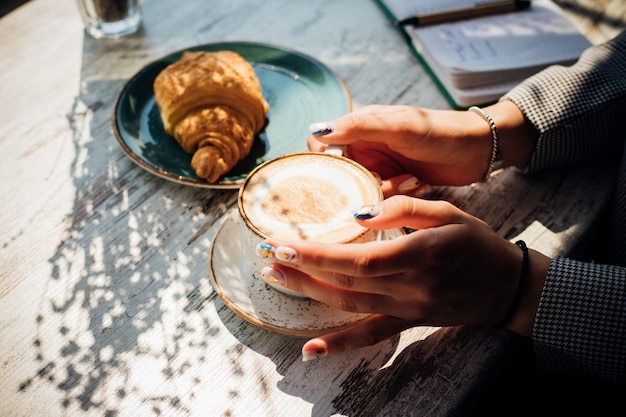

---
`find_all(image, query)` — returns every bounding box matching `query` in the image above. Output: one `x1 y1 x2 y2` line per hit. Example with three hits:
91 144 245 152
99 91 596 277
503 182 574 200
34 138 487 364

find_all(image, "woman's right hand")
257 195 551 359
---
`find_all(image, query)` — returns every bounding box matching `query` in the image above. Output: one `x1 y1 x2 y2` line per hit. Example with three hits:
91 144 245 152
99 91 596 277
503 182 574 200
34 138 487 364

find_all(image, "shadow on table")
14 12 391 413
0 0 29 18
15 30 239 416
278 326 510 417
468 336 626 417
213 295 400 414
434 158 619 260
555 0 626 30
218 299 512 417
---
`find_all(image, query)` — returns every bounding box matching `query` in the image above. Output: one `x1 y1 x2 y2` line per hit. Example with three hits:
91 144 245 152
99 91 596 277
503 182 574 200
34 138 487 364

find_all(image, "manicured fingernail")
302 348 327 362
309 122 334 136
275 246 299 263
261 266 285 286
399 176 420 193
414 184 433 198
256 243 299 263
353 204 381 220
256 242 275 258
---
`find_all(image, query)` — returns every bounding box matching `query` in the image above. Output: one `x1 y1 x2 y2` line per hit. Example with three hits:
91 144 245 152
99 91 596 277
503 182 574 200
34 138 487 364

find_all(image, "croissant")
153 50 269 183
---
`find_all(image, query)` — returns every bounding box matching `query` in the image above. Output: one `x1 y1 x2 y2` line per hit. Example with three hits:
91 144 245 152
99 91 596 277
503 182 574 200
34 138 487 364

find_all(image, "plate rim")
111 40 353 189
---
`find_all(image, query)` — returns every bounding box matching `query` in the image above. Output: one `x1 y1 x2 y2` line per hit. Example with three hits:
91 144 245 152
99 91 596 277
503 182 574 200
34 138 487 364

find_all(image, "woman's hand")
257 195 549 360
308 105 492 187
307 102 538 194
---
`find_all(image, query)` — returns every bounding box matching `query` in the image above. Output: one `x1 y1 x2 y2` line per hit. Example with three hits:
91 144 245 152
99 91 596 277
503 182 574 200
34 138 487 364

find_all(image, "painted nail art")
275 246 299 263
256 242 275 258
309 122 333 136
353 204 381 220
261 266 285 285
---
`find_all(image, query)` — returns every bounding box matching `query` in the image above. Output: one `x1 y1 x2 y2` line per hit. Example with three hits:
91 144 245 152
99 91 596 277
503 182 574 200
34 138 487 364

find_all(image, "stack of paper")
377 0 592 108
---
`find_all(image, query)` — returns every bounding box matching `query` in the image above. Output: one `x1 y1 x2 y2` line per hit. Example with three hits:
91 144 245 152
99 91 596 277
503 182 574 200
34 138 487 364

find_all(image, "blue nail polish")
309 122 333 136
353 204 380 220
256 242 275 258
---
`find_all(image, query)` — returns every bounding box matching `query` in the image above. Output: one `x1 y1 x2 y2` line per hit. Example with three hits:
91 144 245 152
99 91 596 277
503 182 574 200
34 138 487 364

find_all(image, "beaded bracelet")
496 240 529 327
468 106 500 182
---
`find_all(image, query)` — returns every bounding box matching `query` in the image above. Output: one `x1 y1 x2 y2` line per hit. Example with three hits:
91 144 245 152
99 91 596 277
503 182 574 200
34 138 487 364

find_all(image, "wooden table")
1 1 622 416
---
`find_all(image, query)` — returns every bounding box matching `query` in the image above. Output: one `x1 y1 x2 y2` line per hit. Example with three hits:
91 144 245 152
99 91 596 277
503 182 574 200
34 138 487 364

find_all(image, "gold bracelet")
468 106 501 181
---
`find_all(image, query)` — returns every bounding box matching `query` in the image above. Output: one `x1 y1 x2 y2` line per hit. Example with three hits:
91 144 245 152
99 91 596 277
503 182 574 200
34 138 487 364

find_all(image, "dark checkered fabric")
503 30 626 385
535 258 626 383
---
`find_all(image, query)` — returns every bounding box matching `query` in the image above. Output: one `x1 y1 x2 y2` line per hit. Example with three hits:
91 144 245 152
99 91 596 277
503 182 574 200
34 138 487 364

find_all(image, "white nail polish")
260 266 285 285
309 122 333 136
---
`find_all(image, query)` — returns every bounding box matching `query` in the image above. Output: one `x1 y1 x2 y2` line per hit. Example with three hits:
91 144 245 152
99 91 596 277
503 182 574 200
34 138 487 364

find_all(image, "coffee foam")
241 154 380 242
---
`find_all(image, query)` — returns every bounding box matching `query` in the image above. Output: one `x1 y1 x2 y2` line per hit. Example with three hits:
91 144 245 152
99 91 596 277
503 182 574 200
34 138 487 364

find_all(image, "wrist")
468 106 503 181
455 109 501 183
504 248 550 336
482 100 538 169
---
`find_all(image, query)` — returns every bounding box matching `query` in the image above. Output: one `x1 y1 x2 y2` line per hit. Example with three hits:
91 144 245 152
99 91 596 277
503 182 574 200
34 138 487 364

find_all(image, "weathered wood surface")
0 1 622 416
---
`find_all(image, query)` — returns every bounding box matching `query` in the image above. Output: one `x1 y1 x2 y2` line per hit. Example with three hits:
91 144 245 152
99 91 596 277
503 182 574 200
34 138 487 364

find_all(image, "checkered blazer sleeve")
503 30 626 172
502 30 626 385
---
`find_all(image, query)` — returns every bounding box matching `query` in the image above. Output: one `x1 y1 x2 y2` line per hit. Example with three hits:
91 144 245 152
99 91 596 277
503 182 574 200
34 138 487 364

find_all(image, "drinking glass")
76 0 142 39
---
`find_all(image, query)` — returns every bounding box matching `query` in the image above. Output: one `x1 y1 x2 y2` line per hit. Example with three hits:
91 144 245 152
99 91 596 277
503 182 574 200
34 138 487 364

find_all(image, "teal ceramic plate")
112 41 352 189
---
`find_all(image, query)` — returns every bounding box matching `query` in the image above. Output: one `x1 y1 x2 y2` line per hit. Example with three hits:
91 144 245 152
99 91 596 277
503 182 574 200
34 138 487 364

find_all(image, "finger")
356 194 470 231
262 261 411 299
307 134 328 152
261 236 412 279
259 197 471 278
380 174 433 199
301 315 417 360
307 105 401 147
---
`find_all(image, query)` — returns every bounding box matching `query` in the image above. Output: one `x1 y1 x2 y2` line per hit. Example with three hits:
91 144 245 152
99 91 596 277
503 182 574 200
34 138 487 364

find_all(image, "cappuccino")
239 152 382 242
237 152 382 297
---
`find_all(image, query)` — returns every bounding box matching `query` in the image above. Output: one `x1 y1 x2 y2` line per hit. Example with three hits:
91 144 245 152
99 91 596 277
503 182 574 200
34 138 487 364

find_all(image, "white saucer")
209 210 405 337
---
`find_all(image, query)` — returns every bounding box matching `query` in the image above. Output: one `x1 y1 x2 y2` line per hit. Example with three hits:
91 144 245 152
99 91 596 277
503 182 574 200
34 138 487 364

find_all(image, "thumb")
302 315 415 361
308 105 399 148
355 194 468 231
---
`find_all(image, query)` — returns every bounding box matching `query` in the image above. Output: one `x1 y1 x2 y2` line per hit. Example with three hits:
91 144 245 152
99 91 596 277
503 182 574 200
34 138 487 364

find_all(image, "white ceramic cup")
237 151 383 297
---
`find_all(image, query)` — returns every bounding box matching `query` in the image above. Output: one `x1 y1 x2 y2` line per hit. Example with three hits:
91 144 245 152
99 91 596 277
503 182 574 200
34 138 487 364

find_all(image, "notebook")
376 0 592 108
